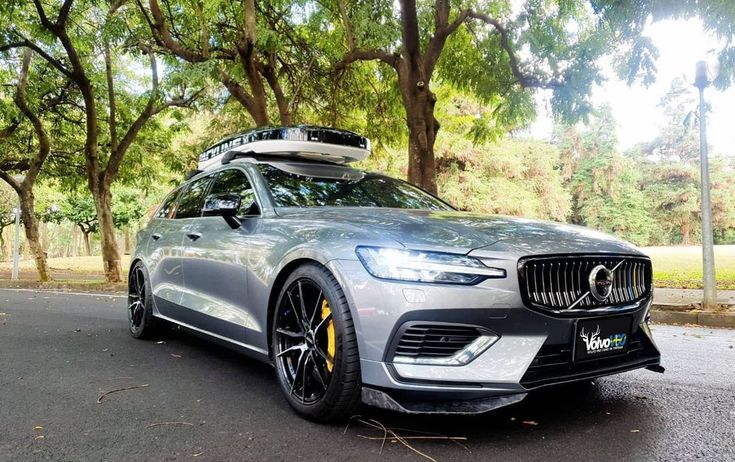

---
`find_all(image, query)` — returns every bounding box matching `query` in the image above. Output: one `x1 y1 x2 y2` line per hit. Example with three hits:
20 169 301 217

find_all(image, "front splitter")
361 387 527 415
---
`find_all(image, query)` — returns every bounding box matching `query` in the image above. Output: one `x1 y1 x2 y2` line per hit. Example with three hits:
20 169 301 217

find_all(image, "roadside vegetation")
644 246 735 290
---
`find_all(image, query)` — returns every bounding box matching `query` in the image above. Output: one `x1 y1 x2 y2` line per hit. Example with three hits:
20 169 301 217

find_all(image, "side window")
155 190 179 219
209 169 259 215
174 176 211 219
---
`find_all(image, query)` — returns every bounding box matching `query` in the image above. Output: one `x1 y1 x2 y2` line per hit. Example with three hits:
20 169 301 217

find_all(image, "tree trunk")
93 184 123 282
681 221 691 246
80 225 92 257
403 89 439 194
17 189 51 282
0 226 6 260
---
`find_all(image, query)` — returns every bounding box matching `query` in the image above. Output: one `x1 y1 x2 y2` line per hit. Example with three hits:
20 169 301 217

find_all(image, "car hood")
274 207 644 257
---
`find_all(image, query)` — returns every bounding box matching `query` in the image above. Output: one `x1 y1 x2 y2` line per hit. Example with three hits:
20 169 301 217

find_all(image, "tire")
271 263 361 422
127 261 159 339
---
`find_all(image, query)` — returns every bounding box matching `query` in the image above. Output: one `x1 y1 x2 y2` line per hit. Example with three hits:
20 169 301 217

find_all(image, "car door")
179 167 262 350
146 188 187 318
157 174 214 322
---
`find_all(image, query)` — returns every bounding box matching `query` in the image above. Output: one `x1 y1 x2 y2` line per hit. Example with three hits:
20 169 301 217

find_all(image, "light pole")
694 61 717 311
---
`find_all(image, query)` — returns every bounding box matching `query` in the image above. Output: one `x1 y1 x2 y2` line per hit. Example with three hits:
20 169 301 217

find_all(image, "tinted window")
174 176 211 218
209 169 259 215
258 164 451 210
156 190 179 218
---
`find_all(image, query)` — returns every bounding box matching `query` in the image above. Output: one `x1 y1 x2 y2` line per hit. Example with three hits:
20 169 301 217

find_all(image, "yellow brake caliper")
320 299 336 372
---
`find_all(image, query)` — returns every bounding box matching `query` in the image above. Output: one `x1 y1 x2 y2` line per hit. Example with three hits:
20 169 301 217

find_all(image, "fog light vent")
392 323 498 366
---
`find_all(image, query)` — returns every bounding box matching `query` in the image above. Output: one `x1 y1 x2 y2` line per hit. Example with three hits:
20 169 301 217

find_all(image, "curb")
652 308 735 329
0 280 126 294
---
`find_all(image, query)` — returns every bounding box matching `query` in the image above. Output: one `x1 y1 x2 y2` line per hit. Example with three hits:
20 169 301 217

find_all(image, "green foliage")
57 185 156 233
557 107 656 245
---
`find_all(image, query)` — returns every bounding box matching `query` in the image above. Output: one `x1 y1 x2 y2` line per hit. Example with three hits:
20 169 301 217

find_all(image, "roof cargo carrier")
197 125 371 171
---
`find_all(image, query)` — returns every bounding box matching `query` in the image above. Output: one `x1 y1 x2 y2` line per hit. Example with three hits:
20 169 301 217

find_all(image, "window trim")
208 166 264 217
172 174 215 220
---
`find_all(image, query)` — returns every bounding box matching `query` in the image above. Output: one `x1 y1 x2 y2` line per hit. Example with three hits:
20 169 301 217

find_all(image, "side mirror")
202 193 241 229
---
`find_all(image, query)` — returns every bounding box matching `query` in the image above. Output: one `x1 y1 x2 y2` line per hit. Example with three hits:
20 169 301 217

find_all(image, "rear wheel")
272 264 361 422
127 262 158 339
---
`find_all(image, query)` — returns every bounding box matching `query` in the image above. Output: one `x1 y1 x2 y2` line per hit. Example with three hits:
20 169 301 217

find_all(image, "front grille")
394 324 482 358
518 255 652 313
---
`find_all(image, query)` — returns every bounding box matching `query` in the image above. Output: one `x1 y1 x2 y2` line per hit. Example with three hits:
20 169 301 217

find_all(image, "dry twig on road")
96 384 149 403
344 415 470 461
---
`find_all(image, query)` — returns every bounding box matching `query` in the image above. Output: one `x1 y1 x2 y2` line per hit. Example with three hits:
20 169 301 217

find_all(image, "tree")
60 194 97 257
636 79 702 245
328 1 661 193
139 0 319 127
0 183 15 259
0 51 62 281
1 0 201 282
59 187 151 257
557 107 655 245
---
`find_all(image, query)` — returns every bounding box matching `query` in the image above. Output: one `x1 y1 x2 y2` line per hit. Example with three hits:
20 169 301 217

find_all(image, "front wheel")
272 264 361 422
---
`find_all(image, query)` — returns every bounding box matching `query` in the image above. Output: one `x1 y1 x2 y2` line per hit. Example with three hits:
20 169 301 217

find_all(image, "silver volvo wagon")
129 126 663 421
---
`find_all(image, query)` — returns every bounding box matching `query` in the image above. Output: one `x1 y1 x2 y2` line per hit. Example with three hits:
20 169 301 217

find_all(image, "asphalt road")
0 289 733 462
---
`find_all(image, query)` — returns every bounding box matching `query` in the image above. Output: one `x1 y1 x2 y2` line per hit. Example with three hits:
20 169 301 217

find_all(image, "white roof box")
198 126 371 171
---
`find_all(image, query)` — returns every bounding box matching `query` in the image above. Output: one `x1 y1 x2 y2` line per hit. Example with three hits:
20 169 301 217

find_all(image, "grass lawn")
2 255 132 281
642 245 735 290
3 247 735 290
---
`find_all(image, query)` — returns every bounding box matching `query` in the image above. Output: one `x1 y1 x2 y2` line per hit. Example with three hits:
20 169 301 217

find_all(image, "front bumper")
327 259 663 414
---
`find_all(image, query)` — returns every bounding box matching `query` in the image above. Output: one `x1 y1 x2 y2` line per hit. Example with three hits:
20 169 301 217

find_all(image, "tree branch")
145 0 209 63
335 48 399 70
57 0 75 27
31 0 52 29
14 50 51 188
152 88 203 115
468 11 563 89
0 39 74 79
0 170 22 195
0 122 20 141
106 50 159 181
104 41 118 154
335 0 355 50
424 3 470 76
259 56 291 124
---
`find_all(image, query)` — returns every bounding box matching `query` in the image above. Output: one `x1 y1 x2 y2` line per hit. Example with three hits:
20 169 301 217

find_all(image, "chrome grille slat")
519 255 652 313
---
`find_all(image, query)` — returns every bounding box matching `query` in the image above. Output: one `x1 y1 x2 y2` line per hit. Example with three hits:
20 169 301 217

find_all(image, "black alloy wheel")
127 262 158 339
272 264 361 421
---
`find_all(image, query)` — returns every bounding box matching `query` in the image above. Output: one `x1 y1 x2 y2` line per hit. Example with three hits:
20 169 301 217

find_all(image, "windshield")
257 163 452 210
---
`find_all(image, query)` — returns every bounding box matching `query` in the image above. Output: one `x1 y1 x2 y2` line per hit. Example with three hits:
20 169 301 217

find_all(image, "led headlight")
355 246 506 285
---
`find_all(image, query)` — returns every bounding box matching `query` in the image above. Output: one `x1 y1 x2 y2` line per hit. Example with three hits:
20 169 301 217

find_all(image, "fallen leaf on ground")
170 353 182 358
155 341 166 344
522 421 539 426
630 429 640 433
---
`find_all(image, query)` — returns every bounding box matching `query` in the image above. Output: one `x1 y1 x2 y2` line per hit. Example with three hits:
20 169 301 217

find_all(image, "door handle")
186 232 202 241
151 233 162 241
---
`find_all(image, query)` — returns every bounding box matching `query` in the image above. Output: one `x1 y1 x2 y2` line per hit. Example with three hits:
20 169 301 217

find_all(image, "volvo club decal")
579 325 628 355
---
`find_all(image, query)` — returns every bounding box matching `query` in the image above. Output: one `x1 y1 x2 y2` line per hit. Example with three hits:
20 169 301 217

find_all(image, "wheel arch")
266 257 328 360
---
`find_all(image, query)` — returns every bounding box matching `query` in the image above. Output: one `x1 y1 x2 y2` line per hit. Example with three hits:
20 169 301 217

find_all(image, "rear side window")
174 176 211 219
155 190 180 219
209 169 259 215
